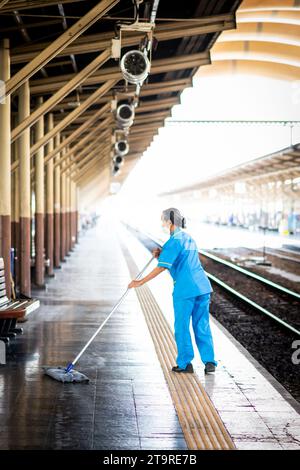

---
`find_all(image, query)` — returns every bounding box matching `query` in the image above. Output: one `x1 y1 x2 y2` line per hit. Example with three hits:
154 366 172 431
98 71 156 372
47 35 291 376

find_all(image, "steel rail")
122 222 300 337
199 249 300 300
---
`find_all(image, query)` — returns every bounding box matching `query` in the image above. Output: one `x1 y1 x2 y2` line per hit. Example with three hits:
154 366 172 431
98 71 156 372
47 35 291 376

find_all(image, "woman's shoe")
204 362 215 374
172 363 194 373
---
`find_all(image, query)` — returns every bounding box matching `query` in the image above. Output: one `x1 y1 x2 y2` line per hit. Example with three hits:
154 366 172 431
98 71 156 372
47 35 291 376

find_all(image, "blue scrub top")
157 227 213 300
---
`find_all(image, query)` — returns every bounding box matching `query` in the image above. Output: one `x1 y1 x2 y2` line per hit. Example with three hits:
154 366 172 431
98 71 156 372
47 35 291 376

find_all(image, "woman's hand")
128 279 143 289
128 266 165 289
152 248 161 258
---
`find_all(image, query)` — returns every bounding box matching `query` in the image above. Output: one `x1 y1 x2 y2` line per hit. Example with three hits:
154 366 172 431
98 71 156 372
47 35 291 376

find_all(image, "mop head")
43 366 90 383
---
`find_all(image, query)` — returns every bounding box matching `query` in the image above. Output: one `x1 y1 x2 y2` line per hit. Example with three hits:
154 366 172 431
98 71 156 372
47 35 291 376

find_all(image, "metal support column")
76 186 79 244
71 180 77 249
34 96 45 287
60 140 66 262
68 160 73 252
12 136 20 291
0 39 11 297
45 113 54 277
18 80 31 296
65 154 71 255
54 133 61 268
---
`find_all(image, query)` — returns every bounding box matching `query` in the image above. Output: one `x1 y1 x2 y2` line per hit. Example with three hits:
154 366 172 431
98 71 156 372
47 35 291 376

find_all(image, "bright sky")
110 73 300 228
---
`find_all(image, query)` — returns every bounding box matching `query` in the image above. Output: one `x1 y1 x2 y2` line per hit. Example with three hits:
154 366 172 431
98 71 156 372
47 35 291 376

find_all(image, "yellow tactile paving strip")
121 243 236 450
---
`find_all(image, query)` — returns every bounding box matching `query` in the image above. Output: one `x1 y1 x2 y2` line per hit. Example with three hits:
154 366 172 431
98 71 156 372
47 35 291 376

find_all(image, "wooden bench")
0 258 40 343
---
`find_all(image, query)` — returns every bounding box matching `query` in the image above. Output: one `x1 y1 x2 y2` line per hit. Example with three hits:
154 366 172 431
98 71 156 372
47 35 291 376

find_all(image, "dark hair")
162 207 186 229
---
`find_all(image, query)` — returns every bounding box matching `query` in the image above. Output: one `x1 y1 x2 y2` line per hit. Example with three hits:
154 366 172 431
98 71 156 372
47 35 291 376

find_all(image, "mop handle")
68 255 155 370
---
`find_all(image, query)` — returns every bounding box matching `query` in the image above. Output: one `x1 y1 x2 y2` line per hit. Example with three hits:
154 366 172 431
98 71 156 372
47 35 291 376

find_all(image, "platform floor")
1 216 300 450
0 220 186 450
118 220 300 450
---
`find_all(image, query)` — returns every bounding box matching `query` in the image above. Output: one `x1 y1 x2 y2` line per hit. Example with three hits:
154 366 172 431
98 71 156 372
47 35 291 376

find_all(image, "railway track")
199 250 300 337
123 222 300 337
240 246 300 265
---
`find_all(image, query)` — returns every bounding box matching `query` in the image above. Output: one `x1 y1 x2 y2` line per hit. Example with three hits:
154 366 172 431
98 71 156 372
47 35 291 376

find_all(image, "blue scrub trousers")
173 293 217 369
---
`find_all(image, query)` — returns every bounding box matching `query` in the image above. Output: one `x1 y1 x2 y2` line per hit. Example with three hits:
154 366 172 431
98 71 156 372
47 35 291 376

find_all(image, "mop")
43 255 155 383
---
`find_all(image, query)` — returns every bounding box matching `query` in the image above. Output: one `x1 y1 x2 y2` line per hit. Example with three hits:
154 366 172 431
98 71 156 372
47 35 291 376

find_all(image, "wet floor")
0 219 186 450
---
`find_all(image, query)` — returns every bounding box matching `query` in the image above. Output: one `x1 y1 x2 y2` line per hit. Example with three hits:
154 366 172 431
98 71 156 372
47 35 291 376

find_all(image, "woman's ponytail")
162 207 186 228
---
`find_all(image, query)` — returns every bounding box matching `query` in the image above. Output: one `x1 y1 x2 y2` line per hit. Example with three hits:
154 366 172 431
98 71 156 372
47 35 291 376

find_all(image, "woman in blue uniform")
128 208 217 374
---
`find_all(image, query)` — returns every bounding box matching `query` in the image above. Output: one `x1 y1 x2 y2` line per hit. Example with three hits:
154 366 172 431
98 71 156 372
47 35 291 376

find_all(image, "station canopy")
0 0 242 197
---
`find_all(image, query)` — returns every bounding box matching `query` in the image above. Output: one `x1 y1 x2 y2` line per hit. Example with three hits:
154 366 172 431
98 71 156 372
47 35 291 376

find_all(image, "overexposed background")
104 74 300 228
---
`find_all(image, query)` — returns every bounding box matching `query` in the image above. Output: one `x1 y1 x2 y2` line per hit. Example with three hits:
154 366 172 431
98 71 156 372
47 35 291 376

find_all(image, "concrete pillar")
18 80 31 296
70 178 73 249
54 133 61 268
11 151 15 251
0 39 11 297
60 140 67 262
11 121 20 291
70 180 76 249
45 113 54 277
76 186 79 244
69 174 73 251
13 140 20 290
65 156 70 255
67 160 72 253
34 97 45 287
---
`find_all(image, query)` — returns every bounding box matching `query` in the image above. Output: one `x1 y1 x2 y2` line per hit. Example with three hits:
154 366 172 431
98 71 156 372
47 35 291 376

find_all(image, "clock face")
124 52 146 76
119 105 132 120
118 141 127 152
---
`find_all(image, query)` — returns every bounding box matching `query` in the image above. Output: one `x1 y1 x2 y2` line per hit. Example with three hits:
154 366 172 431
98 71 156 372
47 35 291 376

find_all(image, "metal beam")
58 96 179 128
11 47 111 142
1 0 85 11
66 137 109 177
11 15 235 63
54 132 61 268
73 145 108 180
134 111 171 124
78 169 110 205
60 139 67 261
53 97 180 132
2 0 119 98
62 128 110 174
52 78 192 112
18 81 31 296
138 97 179 111
29 52 211 94
0 0 10 8
30 79 116 158
130 123 164 135
1 19 64 33
11 81 115 172
55 117 111 170
44 103 111 166
0 38 11 297
34 96 45 287
73 149 108 183
45 113 55 276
